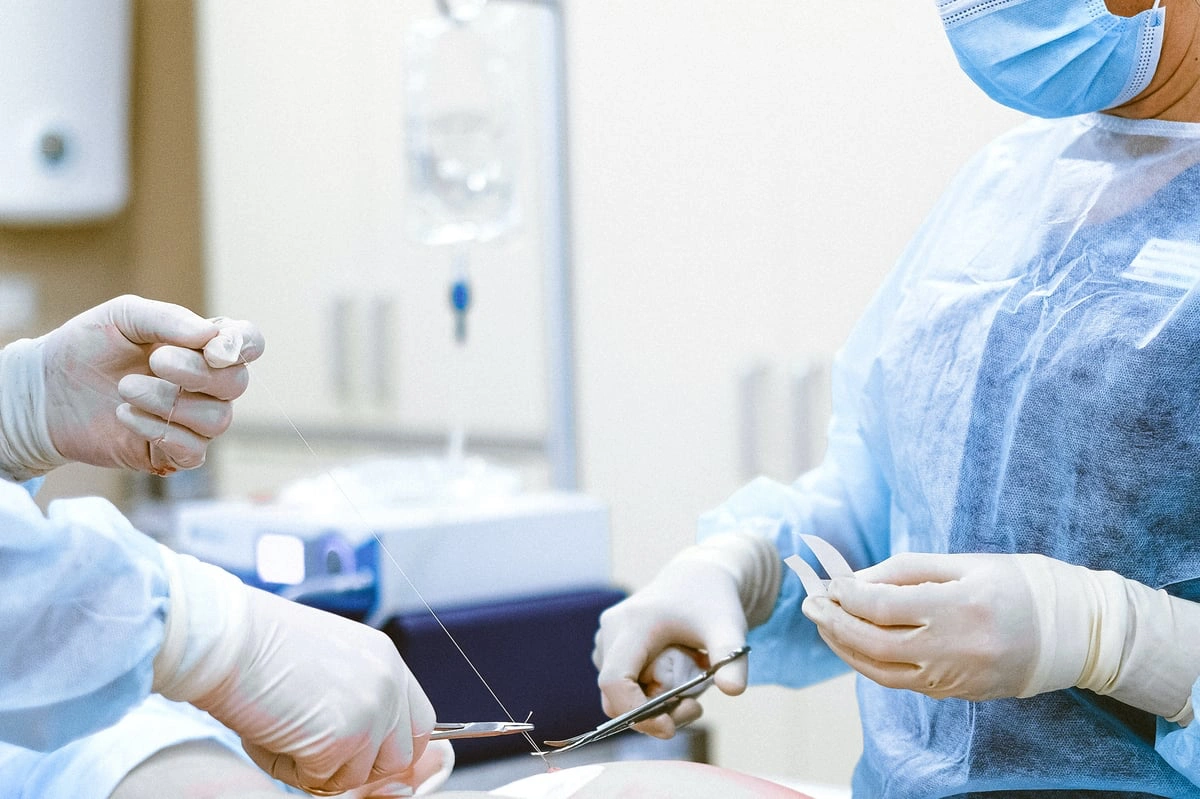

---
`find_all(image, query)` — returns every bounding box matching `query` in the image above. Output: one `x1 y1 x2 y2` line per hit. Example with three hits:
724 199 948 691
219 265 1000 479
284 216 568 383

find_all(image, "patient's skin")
110 745 812 799
434 760 812 799
110 740 285 799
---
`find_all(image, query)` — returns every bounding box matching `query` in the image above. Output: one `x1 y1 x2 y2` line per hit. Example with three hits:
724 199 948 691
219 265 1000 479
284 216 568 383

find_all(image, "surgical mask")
938 0 1166 118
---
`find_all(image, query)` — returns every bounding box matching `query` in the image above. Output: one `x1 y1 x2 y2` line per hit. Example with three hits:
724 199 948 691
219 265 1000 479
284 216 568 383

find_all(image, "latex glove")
152 548 437 796
592 532 781 738
336 740 455 798
0 295 265 480
803 551 1200 722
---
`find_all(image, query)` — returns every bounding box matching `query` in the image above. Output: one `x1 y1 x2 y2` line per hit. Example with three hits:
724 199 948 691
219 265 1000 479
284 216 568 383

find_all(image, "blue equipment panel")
384 587 626 764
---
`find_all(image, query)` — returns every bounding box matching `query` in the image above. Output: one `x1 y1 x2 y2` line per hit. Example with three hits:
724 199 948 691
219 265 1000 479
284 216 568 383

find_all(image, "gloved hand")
0 295 265 480
152 547 437 796
803 551 1200 722
336 739 455 798
592 532 781 738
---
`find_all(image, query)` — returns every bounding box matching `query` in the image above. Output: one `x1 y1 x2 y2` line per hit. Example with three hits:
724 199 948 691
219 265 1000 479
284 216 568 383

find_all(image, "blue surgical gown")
0 478 294 799
0 478 168 752
699 113 1200 797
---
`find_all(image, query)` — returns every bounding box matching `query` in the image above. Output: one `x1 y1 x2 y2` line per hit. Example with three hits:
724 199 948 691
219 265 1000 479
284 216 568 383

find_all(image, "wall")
563 0 1024 784
0 0 204 509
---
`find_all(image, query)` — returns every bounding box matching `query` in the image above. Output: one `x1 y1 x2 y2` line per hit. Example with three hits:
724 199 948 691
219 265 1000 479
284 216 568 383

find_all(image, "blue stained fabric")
699 113 1200 797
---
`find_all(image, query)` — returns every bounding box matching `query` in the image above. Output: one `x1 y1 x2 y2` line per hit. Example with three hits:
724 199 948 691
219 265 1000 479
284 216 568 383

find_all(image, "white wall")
564 0 1023 785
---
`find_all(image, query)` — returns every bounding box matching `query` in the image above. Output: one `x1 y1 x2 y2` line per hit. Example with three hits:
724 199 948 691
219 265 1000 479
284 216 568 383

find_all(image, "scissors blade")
539 646 750 755
431 721 534 740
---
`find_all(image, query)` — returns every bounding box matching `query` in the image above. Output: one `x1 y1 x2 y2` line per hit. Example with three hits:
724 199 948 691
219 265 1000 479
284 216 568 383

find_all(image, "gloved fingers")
320 743 393 798
338 778 417 799
852 551 968 586
647 638 749 696
204 317 266 368
241 744 352 797
149 345 251 400
704 642 749 696
106 295 219 349
337 740 454 799
409 740 454 795
242 744 303 792
598 637 726 740
630 696 703 739
116 403 210 471
824 575 947 628
803 593 926 667
814 623 926 693
340 746 445 798
367 727 422 785
596 636 679 737
647 647 705 692
118 376 234 439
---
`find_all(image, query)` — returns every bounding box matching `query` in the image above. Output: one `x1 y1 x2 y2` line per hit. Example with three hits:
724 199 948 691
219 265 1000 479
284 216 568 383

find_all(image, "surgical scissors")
537 646 750 756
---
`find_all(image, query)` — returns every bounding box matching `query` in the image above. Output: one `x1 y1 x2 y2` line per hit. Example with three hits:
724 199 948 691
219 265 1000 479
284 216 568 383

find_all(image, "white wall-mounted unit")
0 0 133 225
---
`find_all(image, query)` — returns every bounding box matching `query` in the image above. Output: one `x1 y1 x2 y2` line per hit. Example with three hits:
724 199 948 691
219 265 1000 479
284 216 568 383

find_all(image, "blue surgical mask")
939 0 1166 118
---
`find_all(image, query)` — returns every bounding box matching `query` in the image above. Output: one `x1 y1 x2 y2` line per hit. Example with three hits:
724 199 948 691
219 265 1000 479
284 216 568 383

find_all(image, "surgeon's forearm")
1086 580 1200 726
1021 557 1199 725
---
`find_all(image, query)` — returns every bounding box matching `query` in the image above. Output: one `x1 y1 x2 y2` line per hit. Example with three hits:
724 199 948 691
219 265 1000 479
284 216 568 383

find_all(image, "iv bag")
405 7 523 247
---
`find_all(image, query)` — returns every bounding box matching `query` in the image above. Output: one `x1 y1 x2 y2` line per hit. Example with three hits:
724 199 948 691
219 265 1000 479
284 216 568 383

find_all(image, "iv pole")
538 0 580 492
437 0 579 491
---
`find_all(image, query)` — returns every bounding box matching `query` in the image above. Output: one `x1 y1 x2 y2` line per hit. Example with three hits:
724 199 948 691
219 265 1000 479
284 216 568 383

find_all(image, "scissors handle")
431 721 534 740
542 645 749 753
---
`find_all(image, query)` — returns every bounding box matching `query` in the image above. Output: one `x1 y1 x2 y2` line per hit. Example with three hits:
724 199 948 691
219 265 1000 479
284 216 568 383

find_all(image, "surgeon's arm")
0 476 439 796
151 546 438 796
0 482 170 750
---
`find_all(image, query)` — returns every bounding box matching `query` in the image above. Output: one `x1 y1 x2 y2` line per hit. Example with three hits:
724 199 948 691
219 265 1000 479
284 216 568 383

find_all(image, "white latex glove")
0 295 264 480
336 740 455 798
803 551 1200 722
591 532 780 738
152 548 437 796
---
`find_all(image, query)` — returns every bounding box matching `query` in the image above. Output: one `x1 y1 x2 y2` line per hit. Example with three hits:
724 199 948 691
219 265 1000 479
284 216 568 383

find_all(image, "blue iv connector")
450 278 471 343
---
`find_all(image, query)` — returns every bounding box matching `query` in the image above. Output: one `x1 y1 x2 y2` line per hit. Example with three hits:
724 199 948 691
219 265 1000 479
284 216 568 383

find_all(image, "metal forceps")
538 646 750 756
431 721 535 740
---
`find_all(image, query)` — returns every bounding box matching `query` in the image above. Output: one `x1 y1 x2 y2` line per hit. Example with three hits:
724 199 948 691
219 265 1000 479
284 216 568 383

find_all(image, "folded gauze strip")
784 534 854 598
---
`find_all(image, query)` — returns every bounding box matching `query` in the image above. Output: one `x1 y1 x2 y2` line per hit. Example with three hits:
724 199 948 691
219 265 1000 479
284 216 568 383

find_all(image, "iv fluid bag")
405 8 522 246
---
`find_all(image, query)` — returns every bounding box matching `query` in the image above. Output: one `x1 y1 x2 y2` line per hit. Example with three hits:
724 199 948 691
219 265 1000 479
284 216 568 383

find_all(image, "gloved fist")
0 295 265 480
152 549 437 796
592 532 780 738
335 739 455 798
803 551 1200 722
802 552 1041 700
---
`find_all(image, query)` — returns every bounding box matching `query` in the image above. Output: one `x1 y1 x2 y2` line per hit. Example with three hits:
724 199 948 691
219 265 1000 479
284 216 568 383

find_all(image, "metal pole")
538 0 579 490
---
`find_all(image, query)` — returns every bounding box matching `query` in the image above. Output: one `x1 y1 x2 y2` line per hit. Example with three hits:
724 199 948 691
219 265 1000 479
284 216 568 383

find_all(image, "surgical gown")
0 478 266 798
699 113 1200 797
